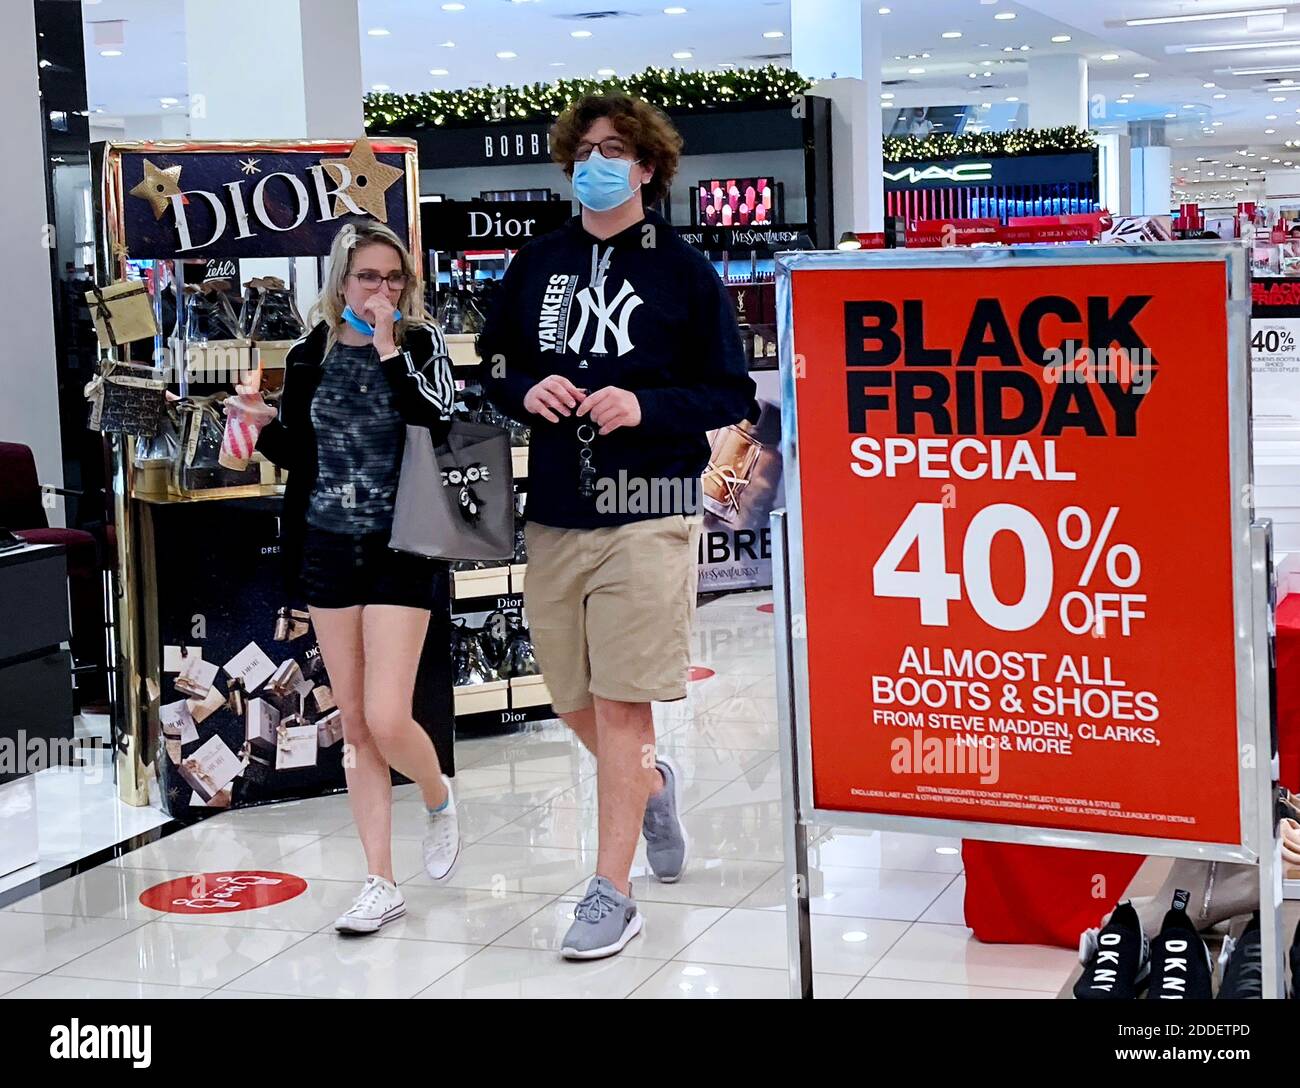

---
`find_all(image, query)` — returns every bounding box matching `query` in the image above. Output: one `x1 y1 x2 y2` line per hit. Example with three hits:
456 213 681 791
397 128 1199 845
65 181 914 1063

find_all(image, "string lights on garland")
884 127 1096 163
364 65 814 130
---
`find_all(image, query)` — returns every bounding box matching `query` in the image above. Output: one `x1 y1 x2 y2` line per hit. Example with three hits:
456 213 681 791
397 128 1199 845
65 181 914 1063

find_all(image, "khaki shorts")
524 516 703 713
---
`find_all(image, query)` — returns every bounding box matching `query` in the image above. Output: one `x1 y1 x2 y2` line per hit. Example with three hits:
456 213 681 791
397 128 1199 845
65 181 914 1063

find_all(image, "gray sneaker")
560 876 643 960
643 755 689 883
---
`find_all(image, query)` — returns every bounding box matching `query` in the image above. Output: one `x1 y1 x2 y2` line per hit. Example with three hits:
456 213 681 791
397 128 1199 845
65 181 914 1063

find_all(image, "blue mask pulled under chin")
342 304 402 337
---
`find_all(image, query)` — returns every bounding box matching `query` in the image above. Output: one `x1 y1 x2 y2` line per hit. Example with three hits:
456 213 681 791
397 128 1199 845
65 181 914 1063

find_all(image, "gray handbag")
389 419 515 561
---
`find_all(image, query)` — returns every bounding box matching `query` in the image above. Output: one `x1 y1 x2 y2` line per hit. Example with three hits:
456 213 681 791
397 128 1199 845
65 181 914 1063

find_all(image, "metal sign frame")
772 242 1282 998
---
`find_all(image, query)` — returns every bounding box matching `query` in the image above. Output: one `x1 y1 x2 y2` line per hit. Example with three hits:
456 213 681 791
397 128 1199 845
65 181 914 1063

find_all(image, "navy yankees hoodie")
478 210 755 530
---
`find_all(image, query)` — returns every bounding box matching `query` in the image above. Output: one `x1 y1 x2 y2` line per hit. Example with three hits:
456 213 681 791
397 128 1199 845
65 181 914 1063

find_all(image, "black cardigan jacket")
256 321 457 595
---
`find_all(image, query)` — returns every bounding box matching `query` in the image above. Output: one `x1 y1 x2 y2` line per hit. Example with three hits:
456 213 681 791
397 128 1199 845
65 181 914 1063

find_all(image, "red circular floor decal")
757 603 774 614
687 666 716 682
139 871 308 914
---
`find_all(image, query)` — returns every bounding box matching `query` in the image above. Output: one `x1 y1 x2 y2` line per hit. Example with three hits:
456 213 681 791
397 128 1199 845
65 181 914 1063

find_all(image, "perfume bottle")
702 419 763 522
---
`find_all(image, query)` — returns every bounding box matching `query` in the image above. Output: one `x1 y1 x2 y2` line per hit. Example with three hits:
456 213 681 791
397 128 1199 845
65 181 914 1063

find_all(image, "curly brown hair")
551 93 684 204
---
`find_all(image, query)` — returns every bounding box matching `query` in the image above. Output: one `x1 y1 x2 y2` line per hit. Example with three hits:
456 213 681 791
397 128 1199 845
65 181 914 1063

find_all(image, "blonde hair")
310 221 428 351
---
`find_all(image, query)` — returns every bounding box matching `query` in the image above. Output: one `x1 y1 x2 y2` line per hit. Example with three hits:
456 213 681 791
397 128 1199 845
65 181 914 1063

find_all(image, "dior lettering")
50 1021 152 1069
468 211 537 240
171 165 365 252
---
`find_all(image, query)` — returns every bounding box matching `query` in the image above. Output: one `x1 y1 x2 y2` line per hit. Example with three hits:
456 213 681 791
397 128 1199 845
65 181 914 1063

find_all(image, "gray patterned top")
307 342 403 533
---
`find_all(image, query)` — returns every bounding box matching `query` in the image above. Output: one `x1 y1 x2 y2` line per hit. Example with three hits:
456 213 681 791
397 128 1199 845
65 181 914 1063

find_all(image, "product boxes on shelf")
509 674 551 709
454 565 511 600
454 679 509 715
509 563 528 593
445 333 479 369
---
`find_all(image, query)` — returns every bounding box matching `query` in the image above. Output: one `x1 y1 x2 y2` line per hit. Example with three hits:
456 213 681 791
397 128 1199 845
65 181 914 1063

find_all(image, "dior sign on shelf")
104 136 419 260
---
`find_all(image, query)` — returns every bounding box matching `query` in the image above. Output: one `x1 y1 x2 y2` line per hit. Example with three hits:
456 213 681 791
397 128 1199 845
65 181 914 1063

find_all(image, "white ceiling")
75 0 1300 204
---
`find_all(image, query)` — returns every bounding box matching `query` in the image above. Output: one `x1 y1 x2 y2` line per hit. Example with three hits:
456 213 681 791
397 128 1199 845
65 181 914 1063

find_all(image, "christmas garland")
884 127 1096 162
364 65 814 131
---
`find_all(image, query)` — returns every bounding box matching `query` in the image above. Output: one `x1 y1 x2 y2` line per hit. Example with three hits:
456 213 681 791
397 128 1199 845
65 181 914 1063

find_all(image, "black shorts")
300 526 439 610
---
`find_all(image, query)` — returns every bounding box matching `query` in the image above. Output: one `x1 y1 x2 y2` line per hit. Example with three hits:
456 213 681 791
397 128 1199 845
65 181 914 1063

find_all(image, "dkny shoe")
1145 890 1214 1000
1217 913 1262 1000
1074 901 1149 999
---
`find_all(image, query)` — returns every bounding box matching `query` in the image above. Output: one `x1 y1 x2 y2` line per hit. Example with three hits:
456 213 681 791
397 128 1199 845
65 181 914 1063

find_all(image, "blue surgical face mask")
572 150 642 213
342 304 401 337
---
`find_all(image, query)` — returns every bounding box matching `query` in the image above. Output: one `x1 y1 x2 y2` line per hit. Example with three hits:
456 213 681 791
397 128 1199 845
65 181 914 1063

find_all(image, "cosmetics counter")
90 136 462 814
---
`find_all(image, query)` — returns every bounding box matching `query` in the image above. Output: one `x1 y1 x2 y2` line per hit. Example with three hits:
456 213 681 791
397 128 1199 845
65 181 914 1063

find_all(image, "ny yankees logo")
568 278 642 356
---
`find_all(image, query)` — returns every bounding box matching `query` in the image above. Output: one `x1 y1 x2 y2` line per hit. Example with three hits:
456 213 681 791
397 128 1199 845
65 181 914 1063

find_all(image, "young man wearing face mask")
479 93 755 959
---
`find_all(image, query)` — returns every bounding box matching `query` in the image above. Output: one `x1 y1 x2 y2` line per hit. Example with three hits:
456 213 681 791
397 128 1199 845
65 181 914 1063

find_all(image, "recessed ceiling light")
1214 93 1227 99
1006 95 1019 101
550 61 566 67
664 5 688 13
598 67 616 76
881 92 895 99
1183 104 1196 109
571 30 592 38
1126 6 1285 25
441 2 465 9
909 66 925 74
367 27 390 36
717 62 735 69
429 68 449 76
1019 43 1030 50
1267 128 1277 133
99 49 122 57
878 6 891 13
497 50 518 58
842 931 870 942
439 40 456 47
1100 53 1119 61
1052 34 1072 42
1213 120 1224 125
942 30 962 38
1203 82 1216 88
1268 114 1279 119
1165 112 1178 118
763 30 785 38
370 83 389 91
994 10 1016 19
672 50 692 59
160 96 179 105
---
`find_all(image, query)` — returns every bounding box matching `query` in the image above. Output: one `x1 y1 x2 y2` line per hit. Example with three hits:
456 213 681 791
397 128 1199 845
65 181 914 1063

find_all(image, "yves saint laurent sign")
107 137 418 260
675 225 812 255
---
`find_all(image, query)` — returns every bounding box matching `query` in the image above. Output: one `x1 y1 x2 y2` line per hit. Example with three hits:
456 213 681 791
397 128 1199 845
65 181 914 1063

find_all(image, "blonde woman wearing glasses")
253 220 460 932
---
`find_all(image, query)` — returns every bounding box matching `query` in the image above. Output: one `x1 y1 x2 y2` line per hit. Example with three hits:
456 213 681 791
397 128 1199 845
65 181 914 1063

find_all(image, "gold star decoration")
129 158 184 220
320 137 404 222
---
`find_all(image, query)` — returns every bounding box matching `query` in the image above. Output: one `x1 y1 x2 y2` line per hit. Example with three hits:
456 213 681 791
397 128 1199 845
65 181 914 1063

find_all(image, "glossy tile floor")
0 742 172 897
0 591 1076 999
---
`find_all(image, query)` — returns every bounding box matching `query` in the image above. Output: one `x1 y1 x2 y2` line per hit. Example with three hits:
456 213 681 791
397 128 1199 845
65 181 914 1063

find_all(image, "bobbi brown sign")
103 137 419 260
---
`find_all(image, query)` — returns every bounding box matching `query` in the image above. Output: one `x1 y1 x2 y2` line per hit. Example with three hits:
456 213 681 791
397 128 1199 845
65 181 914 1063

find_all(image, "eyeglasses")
350 270 409 290
572 137 632 162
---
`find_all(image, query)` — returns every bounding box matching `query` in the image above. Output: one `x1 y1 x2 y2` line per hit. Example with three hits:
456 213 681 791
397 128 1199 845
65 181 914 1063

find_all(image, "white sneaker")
334 875 405 934
423 774 461 882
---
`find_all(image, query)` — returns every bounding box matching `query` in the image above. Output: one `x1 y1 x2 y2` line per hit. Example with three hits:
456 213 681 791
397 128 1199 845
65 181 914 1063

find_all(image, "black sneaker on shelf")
1146 890 1214 1000
1217 912 1262 999
1073 901 1149 1000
